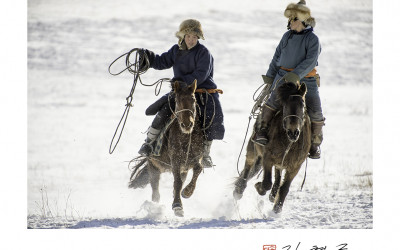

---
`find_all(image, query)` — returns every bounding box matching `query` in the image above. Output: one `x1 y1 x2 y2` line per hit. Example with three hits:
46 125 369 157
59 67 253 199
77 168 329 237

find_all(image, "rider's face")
184 33 198 49
289 17 305 32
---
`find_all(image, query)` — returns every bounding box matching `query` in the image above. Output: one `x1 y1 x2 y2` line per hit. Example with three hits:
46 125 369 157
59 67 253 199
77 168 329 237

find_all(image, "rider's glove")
282 72 300 85
138 49 155 71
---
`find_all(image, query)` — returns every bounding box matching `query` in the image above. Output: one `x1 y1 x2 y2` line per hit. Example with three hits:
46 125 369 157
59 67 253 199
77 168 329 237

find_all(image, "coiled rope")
108 48 170 154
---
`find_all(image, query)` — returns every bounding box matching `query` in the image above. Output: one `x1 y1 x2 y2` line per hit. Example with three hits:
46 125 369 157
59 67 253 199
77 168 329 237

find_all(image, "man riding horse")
253 0 325 159
137 19 225 168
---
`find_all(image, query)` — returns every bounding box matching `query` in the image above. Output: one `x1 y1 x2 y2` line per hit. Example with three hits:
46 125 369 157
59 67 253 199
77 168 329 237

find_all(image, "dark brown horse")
233 81 311 213
129 80 204 217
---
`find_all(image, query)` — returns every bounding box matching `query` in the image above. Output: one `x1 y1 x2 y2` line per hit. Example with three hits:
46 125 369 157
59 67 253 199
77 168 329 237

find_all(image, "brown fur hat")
284 0 316 27
175 19 205 45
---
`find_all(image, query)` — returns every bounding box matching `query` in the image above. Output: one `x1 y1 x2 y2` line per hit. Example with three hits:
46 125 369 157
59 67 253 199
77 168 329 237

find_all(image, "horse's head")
173 79 197 134
277 81 307 142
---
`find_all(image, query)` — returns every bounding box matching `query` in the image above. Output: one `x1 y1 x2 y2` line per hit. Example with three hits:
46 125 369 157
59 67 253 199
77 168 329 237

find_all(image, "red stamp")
263 245 277 250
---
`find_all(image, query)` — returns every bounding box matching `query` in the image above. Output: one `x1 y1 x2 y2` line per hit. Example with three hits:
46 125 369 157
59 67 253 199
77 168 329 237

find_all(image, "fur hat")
284 0 316 27
175 19 205 45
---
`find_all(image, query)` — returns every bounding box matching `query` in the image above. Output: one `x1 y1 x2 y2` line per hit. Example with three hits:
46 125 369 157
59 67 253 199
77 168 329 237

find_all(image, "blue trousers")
265 69 324 122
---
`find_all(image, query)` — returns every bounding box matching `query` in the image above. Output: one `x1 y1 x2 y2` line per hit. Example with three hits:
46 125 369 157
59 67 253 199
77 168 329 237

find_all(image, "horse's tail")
128 156 150 189
248 156 263 179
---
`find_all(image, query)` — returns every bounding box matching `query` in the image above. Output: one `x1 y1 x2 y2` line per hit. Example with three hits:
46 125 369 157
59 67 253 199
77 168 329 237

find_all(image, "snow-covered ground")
3 0 400 249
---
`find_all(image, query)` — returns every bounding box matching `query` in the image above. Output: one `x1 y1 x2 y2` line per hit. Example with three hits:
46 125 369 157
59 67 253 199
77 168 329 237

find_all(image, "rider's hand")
138 49 155 71
282 72 300 85
262 75 273 85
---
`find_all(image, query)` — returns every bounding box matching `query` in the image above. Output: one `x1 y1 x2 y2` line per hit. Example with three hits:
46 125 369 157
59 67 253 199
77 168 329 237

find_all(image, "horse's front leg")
255 159 273 196
273 167 300 213
172 164 184 217
269 168 281 203
182 162 202 199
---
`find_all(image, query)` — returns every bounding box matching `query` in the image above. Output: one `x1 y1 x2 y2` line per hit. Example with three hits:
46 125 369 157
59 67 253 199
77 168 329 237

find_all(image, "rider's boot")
253 106 276 146
202 140 214 168
138 127 161 156
309 120 325 159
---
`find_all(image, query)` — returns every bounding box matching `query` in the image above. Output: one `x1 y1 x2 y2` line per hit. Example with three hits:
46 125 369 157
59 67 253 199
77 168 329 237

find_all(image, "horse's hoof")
173 207 184 217
233 190 243 200
273 202 283 214
255 182 267 196
269 193 276 203
181 187 193 199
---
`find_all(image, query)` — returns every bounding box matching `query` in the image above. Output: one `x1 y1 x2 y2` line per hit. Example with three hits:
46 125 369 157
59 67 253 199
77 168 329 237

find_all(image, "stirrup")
252 129 269 146
138 142 153 156
308 145 321 159
253 137 268 146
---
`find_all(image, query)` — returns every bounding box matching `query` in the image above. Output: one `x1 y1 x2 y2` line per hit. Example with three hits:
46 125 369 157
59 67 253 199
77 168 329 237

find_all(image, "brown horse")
233 81 311 213
129 80 204 217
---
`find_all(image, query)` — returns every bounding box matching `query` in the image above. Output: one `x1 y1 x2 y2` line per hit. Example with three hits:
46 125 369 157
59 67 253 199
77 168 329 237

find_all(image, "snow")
2 0 400 249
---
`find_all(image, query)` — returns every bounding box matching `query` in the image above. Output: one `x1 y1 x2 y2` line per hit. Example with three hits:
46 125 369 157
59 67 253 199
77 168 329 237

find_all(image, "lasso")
108 48 170 154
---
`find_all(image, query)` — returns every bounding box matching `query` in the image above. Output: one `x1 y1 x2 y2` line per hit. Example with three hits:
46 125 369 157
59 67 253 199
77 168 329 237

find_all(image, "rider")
137 19 225 168
253 0 325 159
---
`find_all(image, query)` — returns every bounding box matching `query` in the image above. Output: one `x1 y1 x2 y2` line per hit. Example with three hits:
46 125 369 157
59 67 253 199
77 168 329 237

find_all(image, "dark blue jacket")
151 43 217 89
149 42 224 140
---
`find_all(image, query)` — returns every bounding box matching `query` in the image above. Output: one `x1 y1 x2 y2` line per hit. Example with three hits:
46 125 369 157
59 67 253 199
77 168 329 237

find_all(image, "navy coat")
148 42 225 140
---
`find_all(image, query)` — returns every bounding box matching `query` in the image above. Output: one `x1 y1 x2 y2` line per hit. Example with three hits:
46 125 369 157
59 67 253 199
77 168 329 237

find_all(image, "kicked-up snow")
27 0 373 228
9 0 392 248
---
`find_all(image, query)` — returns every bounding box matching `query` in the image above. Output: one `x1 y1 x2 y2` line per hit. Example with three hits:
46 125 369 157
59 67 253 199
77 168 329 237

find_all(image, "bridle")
281 95 305 130
280 94 306 168
168 92 197 122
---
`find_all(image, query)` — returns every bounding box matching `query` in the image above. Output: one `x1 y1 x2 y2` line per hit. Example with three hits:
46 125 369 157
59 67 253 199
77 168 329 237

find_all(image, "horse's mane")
170 78 185 89
276 82 301 104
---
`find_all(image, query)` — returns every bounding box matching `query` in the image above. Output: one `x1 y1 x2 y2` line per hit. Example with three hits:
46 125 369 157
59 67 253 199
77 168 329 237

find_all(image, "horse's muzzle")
179 121 194 134
286 128 300 142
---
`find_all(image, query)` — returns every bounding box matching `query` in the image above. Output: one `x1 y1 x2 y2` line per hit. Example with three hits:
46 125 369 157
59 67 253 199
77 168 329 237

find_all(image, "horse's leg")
180 170 188 186
171 164 184 217
272 167 301 213
269 168 281 203
148 163 161 203
182 162 202 199
233 141 258 200
255 159 273 196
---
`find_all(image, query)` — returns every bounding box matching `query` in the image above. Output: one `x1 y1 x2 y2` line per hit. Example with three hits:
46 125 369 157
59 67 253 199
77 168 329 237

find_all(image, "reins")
167 90 197 166
108 48 170 154
198 91 217 131
281 95 308 190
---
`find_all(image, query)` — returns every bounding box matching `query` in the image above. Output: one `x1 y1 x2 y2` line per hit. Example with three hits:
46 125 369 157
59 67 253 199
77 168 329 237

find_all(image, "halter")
168 92 197 120
173 108 195 117
282 115 304 129
281 94 305 129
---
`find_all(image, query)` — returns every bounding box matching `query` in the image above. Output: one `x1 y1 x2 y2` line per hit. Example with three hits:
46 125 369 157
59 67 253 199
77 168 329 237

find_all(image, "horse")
128 79 205 217
233 81 311 213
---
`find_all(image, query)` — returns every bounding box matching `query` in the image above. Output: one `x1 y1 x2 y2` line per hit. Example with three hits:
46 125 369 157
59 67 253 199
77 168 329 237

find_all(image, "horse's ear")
299 82 307 97
173 81 181 93
189 79 197 94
